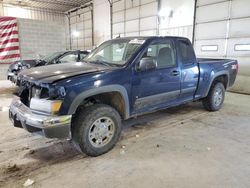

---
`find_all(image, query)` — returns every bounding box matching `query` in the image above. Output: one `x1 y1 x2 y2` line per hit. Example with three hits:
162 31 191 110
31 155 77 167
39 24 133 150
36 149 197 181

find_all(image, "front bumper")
9 96 72 139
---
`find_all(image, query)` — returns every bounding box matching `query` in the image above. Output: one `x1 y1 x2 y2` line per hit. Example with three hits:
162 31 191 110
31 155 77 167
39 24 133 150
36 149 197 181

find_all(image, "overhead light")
72 31 80 38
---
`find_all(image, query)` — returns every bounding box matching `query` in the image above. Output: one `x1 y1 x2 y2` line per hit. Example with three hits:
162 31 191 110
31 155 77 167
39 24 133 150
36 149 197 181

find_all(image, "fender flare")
205 70 229 97
68 85 130 119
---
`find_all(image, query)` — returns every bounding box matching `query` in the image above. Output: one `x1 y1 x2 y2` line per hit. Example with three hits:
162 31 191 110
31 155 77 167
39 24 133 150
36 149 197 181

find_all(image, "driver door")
131 39 181 113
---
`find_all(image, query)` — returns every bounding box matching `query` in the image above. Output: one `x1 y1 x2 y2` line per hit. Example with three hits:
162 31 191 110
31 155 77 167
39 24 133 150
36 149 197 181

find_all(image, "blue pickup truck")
9 36 238 156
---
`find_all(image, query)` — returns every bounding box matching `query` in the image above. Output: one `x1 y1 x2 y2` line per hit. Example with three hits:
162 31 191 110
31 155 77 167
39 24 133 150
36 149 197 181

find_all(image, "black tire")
202 82 225 111
72 104 122 156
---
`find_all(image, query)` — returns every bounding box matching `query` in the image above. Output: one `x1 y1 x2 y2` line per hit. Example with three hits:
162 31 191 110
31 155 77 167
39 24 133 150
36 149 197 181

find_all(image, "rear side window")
178 40 195 64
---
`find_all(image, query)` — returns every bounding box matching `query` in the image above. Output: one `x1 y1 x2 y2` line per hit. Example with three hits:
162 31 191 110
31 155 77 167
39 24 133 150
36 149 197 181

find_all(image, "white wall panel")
125 32 139 37
70 16 77 24
196 2 229 23
197 0 225 6
69 6 93 50
125 7 139 21
94 0 110 45
113 22 124 34
227 38 250 57
83 12 92 20
112 0 158 38
113 11 124 23
84 29 92 38
18 18 66 59
140 16 157 31
194 0 250 94
85 38 92 47
141 0 156 5
231 0 250 18
160 25 193 40
195 39 226 57
126 0 140 8
140 30 157 36
140 2 158 17
77 22 84 29
230 18 250 38
195 21 228 40
125 20 139 33
2 4 65 24
113 0 125 12
84 20 92 29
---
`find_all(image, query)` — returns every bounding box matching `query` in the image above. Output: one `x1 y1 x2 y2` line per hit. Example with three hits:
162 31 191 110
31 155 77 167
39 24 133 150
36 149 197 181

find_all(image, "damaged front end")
9 79 72 139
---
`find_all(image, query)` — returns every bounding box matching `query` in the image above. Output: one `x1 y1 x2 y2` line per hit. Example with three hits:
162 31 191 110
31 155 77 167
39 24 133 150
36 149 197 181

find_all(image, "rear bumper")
9 96 72 139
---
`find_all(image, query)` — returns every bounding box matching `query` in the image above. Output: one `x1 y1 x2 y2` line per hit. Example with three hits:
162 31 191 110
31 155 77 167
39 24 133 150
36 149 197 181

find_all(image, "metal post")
107 0 113 39
192 0 198 45
91 6 94 47
67 14 72 50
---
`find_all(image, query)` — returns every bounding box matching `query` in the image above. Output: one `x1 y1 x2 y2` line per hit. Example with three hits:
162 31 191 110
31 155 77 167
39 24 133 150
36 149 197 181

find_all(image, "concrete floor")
0 81 250 188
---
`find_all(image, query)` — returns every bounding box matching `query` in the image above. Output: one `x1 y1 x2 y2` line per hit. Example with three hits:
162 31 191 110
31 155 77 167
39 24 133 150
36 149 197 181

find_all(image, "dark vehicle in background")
7 50 89 83
9 36 238 156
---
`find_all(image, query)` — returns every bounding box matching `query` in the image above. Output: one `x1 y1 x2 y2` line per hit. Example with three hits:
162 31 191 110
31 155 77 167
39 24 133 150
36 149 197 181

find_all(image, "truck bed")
194 58 238 99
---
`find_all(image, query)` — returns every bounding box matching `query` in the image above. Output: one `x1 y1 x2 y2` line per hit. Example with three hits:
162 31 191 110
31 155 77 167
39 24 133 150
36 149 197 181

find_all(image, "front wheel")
72 104 122 156
202 82 225 111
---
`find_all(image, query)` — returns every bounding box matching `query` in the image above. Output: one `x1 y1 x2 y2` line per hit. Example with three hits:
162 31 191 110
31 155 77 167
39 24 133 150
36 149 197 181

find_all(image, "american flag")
0 17 20 64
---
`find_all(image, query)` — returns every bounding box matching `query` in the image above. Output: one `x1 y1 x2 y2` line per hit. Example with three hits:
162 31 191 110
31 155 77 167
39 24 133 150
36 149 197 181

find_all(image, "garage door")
69 6 93 50
194 0 250 94
112 0 158 38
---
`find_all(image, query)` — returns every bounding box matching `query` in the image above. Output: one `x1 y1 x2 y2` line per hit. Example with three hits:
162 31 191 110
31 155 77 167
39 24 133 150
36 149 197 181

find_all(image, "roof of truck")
111 36 189 40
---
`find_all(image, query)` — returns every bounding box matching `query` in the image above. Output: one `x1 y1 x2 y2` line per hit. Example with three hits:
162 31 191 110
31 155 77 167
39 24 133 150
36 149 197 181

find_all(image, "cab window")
142 40 176 69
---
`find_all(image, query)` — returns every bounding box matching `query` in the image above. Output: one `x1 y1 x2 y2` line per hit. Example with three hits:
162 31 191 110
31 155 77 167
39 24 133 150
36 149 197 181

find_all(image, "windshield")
42 52 64 63
85 38 145 66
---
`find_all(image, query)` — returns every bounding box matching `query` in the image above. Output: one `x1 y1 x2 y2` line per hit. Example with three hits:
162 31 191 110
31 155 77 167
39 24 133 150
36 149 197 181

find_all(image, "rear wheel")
72 104 122 156
202 82 225 111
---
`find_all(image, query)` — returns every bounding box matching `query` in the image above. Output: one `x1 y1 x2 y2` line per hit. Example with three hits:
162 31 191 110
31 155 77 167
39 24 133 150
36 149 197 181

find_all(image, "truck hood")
18 61 111 84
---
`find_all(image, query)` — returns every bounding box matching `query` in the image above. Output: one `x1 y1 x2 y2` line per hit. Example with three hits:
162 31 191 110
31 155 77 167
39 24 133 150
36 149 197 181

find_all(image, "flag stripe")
0 26 18 34
0 49 20 57
0 17 16 23
0 46 19 53
0 53 20 60
0 30 18 38
0 17 20 63
0 22 17 30
0 38 19 45
0 34 19 42
0 42 19 49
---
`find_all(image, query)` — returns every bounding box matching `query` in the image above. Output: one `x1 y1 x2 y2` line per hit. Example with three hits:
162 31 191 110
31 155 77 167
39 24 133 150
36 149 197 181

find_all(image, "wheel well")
76 92 127 119
213 75 228 89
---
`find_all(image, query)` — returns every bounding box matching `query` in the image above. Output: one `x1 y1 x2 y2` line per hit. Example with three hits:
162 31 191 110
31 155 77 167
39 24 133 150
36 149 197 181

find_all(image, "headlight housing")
30 98 62 114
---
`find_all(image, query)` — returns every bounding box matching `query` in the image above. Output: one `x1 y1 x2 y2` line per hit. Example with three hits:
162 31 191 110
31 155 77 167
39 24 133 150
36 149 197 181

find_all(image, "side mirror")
138 57 156 72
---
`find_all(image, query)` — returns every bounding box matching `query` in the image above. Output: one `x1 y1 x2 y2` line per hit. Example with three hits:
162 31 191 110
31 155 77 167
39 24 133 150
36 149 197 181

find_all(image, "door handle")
171 70 180 76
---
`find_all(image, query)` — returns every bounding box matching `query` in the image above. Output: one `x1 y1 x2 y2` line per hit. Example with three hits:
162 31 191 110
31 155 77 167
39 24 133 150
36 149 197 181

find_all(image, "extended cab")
9 36 238 156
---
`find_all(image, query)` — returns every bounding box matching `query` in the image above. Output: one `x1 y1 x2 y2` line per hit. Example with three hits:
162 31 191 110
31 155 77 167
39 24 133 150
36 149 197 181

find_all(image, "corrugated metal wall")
1 4 65 24
68 6 93 50
158 0 194 40
194 0 250 94
112 0 159 37
93 0 110 46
